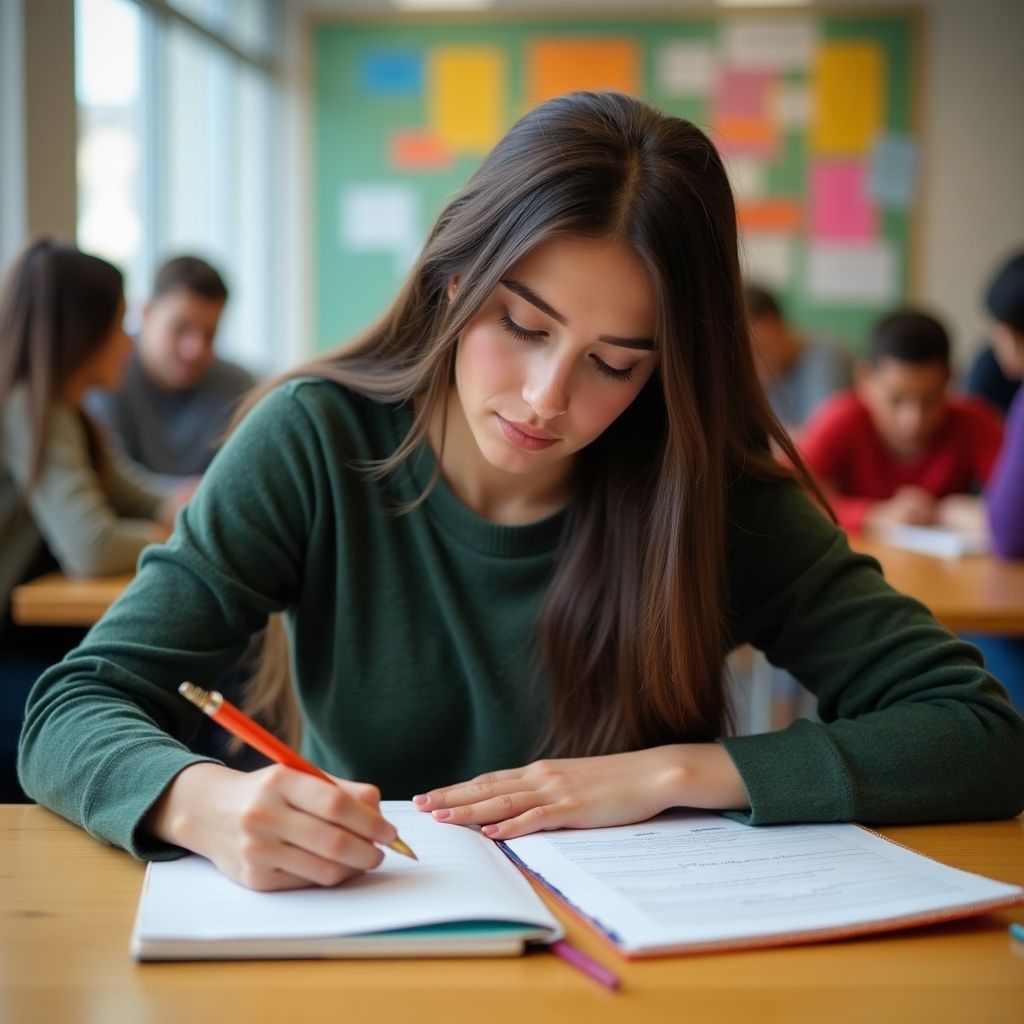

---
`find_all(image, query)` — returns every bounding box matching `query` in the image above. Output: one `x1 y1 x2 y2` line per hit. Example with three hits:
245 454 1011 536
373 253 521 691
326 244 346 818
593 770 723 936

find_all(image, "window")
76 0 280 372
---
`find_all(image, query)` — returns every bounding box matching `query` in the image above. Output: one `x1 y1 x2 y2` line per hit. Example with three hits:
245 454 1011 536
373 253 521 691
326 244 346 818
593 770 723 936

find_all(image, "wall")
0 0 77 265
286 0 1024 369
921 0 1024 367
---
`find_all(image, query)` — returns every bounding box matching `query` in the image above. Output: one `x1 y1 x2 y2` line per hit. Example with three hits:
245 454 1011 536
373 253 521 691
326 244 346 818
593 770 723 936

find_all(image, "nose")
522 357 570 421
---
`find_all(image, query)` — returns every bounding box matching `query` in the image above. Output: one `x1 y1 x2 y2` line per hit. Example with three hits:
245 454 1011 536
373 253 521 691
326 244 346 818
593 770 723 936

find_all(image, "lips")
497 415 559 451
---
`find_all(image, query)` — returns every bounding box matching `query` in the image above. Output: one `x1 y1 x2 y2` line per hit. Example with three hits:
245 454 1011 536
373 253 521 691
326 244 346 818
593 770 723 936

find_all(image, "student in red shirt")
797 310 1003 534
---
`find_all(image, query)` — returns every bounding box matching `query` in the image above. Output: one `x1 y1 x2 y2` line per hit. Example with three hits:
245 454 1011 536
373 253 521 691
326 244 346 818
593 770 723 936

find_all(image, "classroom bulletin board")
314 10 919 352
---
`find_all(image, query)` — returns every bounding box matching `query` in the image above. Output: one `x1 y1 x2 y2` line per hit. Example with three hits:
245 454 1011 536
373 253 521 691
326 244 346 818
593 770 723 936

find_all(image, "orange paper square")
527 39 639 107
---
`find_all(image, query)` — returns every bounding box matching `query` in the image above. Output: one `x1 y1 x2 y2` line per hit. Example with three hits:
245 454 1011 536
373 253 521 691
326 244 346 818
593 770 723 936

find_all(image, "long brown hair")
241 92 820 756
0 238 125 489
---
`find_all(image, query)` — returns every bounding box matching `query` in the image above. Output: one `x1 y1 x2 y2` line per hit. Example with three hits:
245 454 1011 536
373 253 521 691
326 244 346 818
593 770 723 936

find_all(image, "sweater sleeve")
5 400 158 577
719 476 1024 826
17 385 318 859
987 389 1024 557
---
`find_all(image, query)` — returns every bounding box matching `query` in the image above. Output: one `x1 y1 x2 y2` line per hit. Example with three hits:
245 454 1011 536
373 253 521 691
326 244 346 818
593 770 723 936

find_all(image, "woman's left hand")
412 744 748 840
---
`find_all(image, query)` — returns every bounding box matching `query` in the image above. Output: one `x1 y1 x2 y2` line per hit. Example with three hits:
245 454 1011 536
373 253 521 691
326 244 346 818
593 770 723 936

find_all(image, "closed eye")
591 357 634 383
499 313 545 341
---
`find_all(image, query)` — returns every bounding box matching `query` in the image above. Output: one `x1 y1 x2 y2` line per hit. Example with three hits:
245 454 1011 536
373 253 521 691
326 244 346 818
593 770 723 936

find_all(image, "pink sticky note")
811 161 877 241
714 70 776 120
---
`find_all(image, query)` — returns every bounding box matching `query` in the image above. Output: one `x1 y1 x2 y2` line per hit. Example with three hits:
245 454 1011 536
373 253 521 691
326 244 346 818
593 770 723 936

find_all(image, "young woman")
18 94 1024 890
0 240 180 800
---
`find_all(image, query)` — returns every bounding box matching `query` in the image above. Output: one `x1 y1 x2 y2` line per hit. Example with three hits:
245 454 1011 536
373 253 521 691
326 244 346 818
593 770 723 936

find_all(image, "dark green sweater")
18 379 1024 858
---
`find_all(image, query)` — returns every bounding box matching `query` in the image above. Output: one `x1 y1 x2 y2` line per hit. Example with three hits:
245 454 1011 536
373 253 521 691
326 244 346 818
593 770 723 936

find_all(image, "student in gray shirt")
89 256 256 479
745 283 853 431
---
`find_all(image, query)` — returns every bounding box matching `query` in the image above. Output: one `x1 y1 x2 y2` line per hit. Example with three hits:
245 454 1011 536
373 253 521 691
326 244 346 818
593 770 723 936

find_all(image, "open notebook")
131 803 1023 961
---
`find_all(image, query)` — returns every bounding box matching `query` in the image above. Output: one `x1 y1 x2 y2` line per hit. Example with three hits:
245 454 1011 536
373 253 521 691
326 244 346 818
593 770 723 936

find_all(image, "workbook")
131 803 1023 961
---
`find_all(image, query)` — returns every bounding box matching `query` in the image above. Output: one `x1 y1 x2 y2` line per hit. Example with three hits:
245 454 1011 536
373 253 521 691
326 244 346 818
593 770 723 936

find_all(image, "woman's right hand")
143 762 399 891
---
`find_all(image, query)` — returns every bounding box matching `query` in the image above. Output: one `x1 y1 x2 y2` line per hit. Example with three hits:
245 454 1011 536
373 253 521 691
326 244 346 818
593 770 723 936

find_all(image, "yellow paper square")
428 47 505 156
812 42 885 155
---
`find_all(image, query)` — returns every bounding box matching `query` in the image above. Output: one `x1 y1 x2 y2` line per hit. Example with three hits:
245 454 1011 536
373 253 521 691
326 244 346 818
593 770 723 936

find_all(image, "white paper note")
657 40 718 97
740 232 795 289
723 20 819 71
806 241 898 305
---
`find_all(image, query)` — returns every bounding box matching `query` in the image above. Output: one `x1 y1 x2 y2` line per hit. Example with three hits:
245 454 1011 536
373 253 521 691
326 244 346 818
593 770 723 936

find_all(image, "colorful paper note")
527 38 639 106
812 42 885 155
723 20 819 71
714 70 778 157
811 161 876 241
739 232 795 290
869 133 920 211
428 47 505 155
737 200 801 233
723 155 768 201
774 82 813 129
360 50 423 98
390 131 452 172
657 40 717 98
338 183 420 274
806 241 898 305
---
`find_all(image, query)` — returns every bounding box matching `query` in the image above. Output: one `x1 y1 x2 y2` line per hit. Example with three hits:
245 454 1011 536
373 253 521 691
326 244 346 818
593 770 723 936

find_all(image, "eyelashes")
498 314 635 383
498 312 543 342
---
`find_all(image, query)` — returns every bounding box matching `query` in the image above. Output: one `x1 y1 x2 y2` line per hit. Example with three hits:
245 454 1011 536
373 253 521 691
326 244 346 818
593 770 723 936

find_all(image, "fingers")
412 766 575 836
225 768 396 890
276 768 397 848
413 768 525 813
226 829 372 891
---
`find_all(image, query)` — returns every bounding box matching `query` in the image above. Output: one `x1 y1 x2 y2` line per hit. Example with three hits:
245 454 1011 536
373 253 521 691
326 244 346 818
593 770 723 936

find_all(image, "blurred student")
964 250 1023 417
985 251 1024 557
0 239 182 800
797 310 1003 534
745 283 852 430
937 253 1024 710
88 255 255 480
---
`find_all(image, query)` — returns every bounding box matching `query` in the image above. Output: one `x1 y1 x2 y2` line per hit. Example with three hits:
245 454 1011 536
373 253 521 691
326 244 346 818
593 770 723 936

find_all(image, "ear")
446 275 460 302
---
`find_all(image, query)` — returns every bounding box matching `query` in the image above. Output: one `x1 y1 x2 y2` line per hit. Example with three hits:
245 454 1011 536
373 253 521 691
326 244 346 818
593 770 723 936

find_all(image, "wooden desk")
1 806 1021 1024
9 571 132 627
851 537 1024 635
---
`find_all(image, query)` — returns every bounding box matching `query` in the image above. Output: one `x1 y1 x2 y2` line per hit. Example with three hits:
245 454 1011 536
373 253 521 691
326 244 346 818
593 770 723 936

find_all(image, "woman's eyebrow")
499 278 657 351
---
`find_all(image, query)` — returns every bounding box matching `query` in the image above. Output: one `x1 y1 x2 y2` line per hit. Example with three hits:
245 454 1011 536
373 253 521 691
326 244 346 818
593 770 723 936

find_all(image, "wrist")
143 761 235 850
653 743 749 813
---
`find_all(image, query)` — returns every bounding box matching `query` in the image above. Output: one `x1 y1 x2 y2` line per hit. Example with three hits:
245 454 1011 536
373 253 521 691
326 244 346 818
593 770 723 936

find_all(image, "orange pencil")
177 681 416 860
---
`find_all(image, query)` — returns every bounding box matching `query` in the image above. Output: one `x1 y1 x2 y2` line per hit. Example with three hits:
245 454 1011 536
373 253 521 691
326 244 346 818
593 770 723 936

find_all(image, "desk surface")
1 806 1021 1024
851 536 1024 634
9 571 132 627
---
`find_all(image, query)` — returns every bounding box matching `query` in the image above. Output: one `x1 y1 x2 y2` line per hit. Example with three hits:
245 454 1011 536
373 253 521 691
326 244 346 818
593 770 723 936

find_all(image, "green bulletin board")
314 11 918 352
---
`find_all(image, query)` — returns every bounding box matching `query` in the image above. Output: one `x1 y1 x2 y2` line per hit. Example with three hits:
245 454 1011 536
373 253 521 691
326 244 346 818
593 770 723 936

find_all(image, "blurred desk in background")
849 537 1024 636
10 571 132 628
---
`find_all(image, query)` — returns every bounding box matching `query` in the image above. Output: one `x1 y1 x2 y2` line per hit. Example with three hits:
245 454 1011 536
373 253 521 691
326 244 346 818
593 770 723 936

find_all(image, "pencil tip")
391 837 418 860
